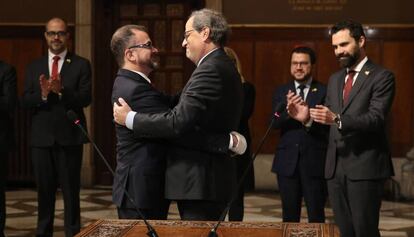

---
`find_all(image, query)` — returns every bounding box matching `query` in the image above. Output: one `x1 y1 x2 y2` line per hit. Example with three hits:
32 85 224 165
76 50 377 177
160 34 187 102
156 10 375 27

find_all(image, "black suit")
272 80 328 223
130 48 243 220
22 53 91 237
111 69 171 219
325 59 395 237
0 61 17 237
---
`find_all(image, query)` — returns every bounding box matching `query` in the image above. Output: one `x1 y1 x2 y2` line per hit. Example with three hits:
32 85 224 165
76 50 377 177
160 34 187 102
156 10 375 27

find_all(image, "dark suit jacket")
22 53 91 147
111 69 171 208
271 80 328 177
131 48 243 201
0 61 17 151
324 59 395 180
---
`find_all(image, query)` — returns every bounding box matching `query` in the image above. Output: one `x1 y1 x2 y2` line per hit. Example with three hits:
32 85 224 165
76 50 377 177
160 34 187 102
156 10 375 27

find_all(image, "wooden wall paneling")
383 41 414 156
93 0 118 185
0 33 46 184
314 41 338 84
253 41 293 152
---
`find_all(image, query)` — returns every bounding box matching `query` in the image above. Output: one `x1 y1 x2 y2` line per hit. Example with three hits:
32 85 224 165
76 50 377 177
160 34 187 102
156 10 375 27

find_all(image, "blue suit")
271 79 328 222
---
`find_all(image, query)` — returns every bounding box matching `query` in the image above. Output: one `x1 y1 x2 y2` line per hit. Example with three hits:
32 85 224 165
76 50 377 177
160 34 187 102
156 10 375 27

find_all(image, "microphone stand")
67 111 159 237
208 109 282 237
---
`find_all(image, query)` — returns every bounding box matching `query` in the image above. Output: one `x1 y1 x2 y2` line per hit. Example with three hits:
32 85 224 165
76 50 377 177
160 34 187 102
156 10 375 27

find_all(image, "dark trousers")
328 158 384 237
0 151 7 237
228 188 244 221
277 162 327 223
177 200 226 221
32 145 83 237
117 200 170 220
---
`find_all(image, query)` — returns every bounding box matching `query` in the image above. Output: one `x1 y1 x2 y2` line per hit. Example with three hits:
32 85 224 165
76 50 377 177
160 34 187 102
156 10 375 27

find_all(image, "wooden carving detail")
86 220 136 237
284 223 321 237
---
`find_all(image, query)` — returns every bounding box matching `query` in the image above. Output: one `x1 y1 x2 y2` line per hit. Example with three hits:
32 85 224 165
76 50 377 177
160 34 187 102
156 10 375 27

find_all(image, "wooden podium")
76 219 339 237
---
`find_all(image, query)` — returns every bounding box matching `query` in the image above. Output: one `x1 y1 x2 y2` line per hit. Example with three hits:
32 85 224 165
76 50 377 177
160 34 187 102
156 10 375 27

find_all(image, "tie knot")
298 84 306 91
53 56 60 61
347 70 356 76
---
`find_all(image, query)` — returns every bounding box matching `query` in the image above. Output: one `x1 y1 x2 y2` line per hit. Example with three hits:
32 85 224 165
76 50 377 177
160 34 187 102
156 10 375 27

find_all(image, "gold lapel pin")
311 88 318 92
66 59 71 64
364 70 370 75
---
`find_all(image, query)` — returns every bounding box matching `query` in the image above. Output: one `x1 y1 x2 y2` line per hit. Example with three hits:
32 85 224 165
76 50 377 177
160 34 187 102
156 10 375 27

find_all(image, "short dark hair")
330 20 366 42
291 46 316 65
110 25 147 67
190 8 230 47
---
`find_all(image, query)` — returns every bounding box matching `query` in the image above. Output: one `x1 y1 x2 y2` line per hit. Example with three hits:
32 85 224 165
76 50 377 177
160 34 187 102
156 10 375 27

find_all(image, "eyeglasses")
291 61 310 67
183 30 195 41
45 31 67 37
128 41 153 50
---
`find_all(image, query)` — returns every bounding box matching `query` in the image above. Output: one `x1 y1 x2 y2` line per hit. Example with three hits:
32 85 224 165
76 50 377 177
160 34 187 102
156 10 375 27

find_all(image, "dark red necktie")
51 56 60 80
343 70 355 103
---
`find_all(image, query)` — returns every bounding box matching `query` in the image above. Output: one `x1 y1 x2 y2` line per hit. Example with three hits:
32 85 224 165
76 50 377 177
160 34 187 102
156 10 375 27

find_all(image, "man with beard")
110 24 245 220
113 9 243 220
22 17 91 237
286 20 395 237
271 46 328 223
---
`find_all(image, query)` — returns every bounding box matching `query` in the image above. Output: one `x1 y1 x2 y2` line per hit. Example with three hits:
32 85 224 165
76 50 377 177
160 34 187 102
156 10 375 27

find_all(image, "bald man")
22 17 92 237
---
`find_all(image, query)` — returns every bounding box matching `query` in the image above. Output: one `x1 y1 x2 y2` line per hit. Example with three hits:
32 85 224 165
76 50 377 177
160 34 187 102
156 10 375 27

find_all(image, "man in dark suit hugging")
113 9 244 221
110 23 245 220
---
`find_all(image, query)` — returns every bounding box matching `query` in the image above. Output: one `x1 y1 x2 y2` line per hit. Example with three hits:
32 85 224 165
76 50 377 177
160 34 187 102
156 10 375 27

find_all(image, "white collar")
197 47 219 67
294 77 313 89
130 69 151 84
48 49 67 62
348 56 368 73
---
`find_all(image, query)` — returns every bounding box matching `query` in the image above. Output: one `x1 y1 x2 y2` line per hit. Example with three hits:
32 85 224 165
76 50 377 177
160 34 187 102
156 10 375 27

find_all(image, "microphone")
208 102 285 237
66 110 159 237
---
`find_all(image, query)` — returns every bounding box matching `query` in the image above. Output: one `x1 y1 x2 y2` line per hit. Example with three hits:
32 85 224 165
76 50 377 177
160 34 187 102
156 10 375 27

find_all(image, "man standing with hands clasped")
286 20 395 237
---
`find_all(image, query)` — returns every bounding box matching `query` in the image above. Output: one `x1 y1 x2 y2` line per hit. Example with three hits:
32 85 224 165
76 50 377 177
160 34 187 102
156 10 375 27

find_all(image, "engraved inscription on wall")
288 0 347 11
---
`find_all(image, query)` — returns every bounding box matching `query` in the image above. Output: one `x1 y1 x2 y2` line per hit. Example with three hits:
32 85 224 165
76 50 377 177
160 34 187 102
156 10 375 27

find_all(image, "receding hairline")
45 17 68 30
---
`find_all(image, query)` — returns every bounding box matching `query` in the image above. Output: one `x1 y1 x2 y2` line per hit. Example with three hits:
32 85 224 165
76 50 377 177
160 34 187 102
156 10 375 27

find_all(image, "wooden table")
76 219 339 237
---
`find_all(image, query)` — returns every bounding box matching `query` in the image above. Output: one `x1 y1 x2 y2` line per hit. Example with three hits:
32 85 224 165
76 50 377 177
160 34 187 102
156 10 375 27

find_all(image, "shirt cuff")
125 111 136 130
303 118 313 127
230 131 247 155
228 133 234 149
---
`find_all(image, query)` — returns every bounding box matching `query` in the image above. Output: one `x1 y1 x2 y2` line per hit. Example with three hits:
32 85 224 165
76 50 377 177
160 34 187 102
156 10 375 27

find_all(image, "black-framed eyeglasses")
183 30 195 41
45 31 67 37
291 61 310 67
128 41 153 50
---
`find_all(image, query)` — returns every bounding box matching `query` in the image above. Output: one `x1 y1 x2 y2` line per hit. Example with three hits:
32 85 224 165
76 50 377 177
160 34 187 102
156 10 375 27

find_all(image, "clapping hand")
286 90 310 123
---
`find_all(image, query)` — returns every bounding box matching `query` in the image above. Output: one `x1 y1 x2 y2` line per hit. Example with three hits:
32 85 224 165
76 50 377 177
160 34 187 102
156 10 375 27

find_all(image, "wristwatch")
334 114 341 128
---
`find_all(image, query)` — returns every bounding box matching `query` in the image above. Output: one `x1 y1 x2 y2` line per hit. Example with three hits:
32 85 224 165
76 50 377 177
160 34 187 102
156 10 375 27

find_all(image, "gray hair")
190 8 230 47
110 25 147 67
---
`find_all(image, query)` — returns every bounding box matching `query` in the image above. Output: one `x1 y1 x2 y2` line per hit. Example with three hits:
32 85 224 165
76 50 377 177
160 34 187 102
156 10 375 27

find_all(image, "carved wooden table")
76 219 339 237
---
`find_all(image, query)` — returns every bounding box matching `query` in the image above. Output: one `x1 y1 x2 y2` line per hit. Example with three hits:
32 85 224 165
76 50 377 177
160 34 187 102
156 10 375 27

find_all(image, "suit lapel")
60 53 73 83
42 56 49 77
342 60 374 112
306 80 320 107
336 70 347 110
